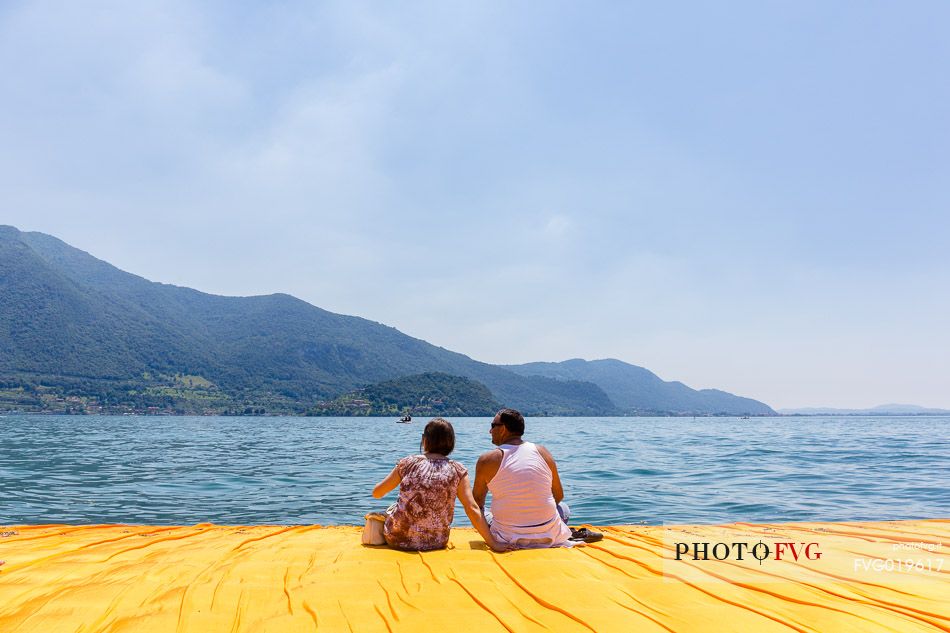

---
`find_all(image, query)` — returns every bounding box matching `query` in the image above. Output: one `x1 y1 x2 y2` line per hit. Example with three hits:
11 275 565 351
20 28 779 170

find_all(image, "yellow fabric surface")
0 520 946 632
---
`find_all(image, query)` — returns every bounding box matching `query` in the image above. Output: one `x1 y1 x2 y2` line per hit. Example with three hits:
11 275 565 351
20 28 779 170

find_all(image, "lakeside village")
6 370 942 419
0 384 725 418
0 384 351 416
0 391 268 416
2 372 517 417
0 376 437 417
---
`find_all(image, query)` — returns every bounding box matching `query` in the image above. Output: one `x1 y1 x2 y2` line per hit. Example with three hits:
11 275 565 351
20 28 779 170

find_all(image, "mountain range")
505 359 774 415
0 225 775 416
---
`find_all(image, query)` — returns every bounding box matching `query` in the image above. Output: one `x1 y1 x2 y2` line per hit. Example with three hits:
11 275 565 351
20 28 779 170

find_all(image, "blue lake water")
1 415 947 526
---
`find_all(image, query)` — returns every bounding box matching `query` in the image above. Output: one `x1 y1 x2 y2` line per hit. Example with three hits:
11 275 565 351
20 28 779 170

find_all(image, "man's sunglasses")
490 422 505 428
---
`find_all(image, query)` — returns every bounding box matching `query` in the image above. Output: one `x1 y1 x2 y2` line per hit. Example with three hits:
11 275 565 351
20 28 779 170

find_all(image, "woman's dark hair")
497 408 525 435
421 417 455 456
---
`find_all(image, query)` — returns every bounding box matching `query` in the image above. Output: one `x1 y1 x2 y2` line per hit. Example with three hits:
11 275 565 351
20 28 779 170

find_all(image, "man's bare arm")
537 445 564 504
472 450 501 509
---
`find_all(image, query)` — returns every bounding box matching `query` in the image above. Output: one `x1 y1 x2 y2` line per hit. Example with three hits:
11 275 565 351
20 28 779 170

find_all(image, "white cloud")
542 214 573 239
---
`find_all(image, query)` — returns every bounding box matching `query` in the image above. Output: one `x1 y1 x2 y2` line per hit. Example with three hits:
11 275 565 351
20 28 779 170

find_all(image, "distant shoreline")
1 411 948 418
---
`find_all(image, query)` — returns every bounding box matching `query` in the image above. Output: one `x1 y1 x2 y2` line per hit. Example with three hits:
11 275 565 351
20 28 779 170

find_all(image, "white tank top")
487 442 572 547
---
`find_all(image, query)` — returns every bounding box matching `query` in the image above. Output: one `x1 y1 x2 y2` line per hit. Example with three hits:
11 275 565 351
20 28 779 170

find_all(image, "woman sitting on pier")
372 418 503 551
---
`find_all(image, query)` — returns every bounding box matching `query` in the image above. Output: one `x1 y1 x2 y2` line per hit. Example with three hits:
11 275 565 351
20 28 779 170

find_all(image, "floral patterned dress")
384 455 467 551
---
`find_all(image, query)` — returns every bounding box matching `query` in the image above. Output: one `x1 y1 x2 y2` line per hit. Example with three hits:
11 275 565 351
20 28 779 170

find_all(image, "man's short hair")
421 417 455 455
496 408 525 436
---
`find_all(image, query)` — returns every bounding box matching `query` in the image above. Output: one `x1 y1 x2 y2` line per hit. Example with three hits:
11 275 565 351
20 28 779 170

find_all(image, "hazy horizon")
3 2 948 409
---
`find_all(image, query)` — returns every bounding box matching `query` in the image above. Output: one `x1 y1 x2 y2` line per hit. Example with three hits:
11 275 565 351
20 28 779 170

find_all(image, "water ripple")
0 415 947 526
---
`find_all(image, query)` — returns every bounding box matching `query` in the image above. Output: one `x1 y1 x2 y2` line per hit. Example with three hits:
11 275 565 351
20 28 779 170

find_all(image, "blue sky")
3 1 948 409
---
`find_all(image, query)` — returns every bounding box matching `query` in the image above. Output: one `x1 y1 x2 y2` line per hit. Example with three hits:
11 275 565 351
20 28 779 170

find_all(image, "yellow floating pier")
0 520 947 632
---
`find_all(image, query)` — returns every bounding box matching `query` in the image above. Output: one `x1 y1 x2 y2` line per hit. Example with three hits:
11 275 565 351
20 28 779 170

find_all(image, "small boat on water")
397 414 412 423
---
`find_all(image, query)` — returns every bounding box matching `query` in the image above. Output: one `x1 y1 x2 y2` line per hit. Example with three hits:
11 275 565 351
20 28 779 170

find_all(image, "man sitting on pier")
473 408 599 548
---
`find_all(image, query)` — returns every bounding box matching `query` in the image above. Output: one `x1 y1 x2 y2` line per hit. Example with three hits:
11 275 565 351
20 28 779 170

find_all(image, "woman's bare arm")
457 474 507 552
372 465 401 499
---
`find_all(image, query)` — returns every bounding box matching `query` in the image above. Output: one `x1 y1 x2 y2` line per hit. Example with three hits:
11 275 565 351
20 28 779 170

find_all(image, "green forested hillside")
314 373 502 416
0 226 614 415
1 226 773 416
